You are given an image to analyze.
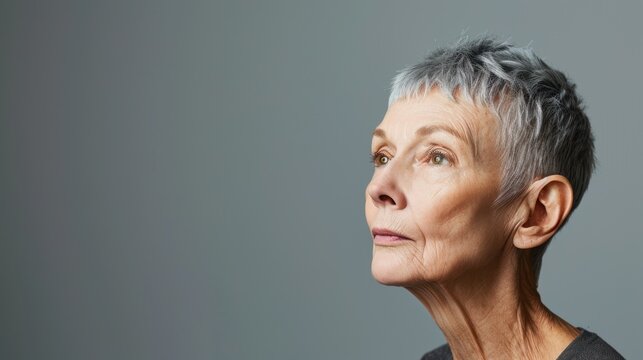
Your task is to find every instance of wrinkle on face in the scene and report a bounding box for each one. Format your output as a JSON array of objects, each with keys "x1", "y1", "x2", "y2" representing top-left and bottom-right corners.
[{"x1": 366, "y1": 87, "x2": 508, "y2": 286}]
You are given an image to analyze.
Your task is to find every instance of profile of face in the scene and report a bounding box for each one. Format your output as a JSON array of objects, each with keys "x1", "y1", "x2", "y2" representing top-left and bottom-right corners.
[{"x1": 364, "y1": 88, "x2": 515, "y2": 286}]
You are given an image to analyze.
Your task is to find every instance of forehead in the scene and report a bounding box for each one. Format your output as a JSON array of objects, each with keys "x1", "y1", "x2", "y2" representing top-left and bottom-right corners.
[{"x1": 375, "y1": 90, "x2": 498, "y2": 160}]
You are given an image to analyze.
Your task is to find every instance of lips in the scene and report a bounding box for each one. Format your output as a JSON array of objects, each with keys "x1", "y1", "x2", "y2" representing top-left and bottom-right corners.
[{"x1": 371, "y1": 227, "x2": 412, "y2": 245}]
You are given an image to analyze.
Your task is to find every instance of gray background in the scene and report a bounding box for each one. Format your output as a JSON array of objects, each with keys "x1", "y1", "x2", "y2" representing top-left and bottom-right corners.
[{"x1": 1, "y1": 0, "x2": 641, "y2": 359}]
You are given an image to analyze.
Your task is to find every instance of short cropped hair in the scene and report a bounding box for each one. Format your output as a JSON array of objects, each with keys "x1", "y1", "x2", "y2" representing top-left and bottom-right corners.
[{"x1": 388, "y1": 36, "x2": 596, "y2": 282}]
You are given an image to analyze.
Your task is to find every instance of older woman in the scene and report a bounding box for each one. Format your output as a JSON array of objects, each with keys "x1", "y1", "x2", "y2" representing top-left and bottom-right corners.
[{"x1": 364, "y1": 36, "x2": 624, "y2": 360}]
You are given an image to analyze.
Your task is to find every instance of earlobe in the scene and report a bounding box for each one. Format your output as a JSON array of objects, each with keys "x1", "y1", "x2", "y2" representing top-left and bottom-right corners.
[{"x1": 512, "y1": 175, "x2": 574, "y2": 250}]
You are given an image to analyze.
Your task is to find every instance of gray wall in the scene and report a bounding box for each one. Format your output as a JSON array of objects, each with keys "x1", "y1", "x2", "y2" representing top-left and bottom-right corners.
[{"x1": 1, "y1": 1, "x2": 641, "y2": 359}]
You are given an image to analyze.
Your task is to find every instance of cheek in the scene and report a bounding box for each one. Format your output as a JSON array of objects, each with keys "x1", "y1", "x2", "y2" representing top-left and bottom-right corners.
[
  {"x1": 411, "y1": 172, "x2": 504, "y2": 273},
  {"x1": 414, "y1": 173, "x2": 497, "y2": 231}
]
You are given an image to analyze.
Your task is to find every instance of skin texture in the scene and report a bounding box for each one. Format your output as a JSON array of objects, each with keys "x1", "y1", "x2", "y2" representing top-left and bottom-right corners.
[{"x1": 364, "y1": 88, "x2": 580, "y2": 360}]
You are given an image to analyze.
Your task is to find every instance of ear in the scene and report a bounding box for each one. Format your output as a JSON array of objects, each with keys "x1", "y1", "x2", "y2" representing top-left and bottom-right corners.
[{"x1": 513, "y1": 175, "x2": 574, "y2": 249}]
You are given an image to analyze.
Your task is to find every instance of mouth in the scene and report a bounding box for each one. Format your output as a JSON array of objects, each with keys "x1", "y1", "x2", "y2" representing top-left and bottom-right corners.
[{"x1": 371, "y1": 227, "x2": 412, "y2": 245}]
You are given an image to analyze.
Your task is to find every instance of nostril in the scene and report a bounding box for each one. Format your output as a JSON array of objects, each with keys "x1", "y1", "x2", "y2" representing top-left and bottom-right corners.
[{"x1": 379, "y1": 194, "x2": 395, "y2": 205}]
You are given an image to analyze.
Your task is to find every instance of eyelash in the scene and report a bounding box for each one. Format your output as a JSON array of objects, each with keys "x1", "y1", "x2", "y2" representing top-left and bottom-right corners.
[{"x1": 369, "y1": 148, "x2": 452, "y2": 167}]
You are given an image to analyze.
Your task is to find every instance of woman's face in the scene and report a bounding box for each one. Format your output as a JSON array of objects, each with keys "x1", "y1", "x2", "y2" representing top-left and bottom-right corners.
[{"x1": 364, "y1": 89, "x2": 512, "y2": 286}]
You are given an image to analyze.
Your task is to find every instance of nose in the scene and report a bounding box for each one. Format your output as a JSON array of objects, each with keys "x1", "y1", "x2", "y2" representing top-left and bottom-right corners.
[{"x1": 366, "y1": 171, "x2": 407, "y2": 209}]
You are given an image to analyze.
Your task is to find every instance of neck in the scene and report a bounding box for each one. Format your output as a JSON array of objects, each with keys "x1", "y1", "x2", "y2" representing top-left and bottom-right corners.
[{"x1": 406, "y1": 249, "x2": 580, "y2": 360}]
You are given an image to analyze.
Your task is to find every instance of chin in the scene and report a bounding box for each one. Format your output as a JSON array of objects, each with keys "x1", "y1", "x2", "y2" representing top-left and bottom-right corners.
[{"x1": 370, "y1": 249, "x2": 419, "y2": 286}]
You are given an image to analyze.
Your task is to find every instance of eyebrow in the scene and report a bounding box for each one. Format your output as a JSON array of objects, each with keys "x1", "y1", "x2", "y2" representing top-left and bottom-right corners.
[
  {"x1": 372, "y1": 124, "x2": 467, "y2": 143},
  {"x1": 371, "y1": 124, "x2": 478, "y2": 159}
]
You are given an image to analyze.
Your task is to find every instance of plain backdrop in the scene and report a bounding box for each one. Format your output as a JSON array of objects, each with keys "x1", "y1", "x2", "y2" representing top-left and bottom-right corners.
[{"x1": 1, "y1": 1, "x2": 641, "y2": 359}]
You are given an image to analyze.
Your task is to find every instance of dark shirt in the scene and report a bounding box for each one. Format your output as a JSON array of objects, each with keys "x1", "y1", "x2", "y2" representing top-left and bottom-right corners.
[{"x1": 420, "y1": 327, "x2": 624, "y2": 359}]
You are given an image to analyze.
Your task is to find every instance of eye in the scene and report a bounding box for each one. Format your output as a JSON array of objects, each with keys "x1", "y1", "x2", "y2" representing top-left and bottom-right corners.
[
  {"x1": 427, "y1": 150, "x2": 450, "y2": 166},
  {"x1": 369, "y1": 151, "x2": 391, "y2": 167}
]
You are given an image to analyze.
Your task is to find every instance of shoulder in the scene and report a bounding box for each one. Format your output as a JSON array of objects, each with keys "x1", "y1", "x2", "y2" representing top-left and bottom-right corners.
[
  {"x1": 418, "y1": 328, "x2": 624, "y2": 360},
  {"x1": 556, "y1": 327, "x2": 625, "y2": 360},
  {"x1": 419, "y1": 343, "x2": 451, "y2": 360}
]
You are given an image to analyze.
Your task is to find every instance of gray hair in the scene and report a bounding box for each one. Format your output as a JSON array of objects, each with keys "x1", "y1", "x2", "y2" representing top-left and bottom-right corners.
[{"x1": 388, "y1": 36, "x2": 595, "y2": 281}]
